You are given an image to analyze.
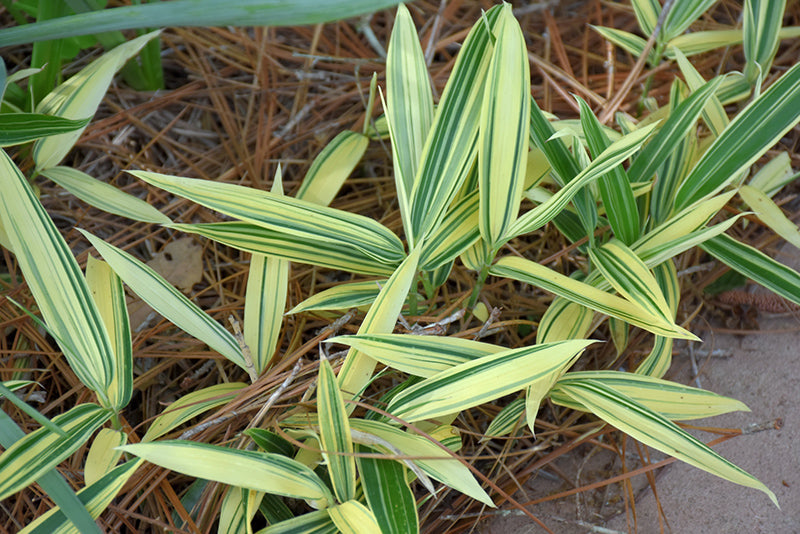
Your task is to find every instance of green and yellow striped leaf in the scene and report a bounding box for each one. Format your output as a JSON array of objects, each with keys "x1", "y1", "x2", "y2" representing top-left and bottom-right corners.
[
  {"x1": 85, "y1": 429, "x2": 126, "y2": 486},
  {"x1": 294, "y1": 131, "x2": 369, "y2": 207},
  {"x1": 143, "y1": 382, "x2": 247, "y2": 442},
  {"x1": 119, "y1": 440, "x2": 334, "y2": 505},
  {"x1": 0, "y1": 150, "x2": 114, "y2": 398},
  {"x1": 0, "y1": 114, "x2": 90, "y2": 147},
  {"x1": 748, "y1": 152, "x2": 795, "y2": 198},
  {"x1": 589, "y1": 241, "x2": 674, "y2": 327},
  {"x1": 41, "y1": 166, "x2": 169, "y2": 224},
  {"x1": 673, "y1": 50, "x2": 728, "y2": 136},
  {"x1": 85, "y1": 256, "x2": 132, "y2": 411},
  {"x1": 32, "y1": 31, "x2": 160, "y2": 170},
  {"x1": 131, "y1": 170, "x2": 405, "y2": 265},
  {"x1": 491, "y1": 257, "x2": 696, "y2": 340},
  {"x1": 701, "y1": 233, "x2": 800, "y2": 307},
  {"x1": 739, "y1": 184, "x2": 800, "y2": 250},
  {"x1": 635, "y1": 260, "x2": 680, "y2": 378},
  {"x1": 330, "y1": 333, "x2": 503, "y2": 378},
  {"x1": 743, "y1": 0, "x2": 785, "y2": 83},
  {"x1": 552, "y1": 378, "x2": 777, "y2": 505},
  {"x1": 661, "y1": 0, "x2": 717, "y2": 42},
  {"x1": 419, "y1": 191, "x2": 480, "y2": 271},
  {"x1": 219, "y1": 486, "x2": 263, "y2": 534},
  {"x1": 631, "y1": 0, "x2": 659, "y2": 35},
  {"x1": 484, "y1": 398, "x2": 526, "y2": 439},
  {"x1": 408, "y1": 5, "x2": 502, "y2": 243},
  {"x1": 169, "y1": 222, "x2": 397, "y2": 277},
  {"x1": 536, "y1": 297, "x2": 593, "y2": 344},
  {"x1": 479, "y1": 4, "x2": 530, "y2": 248},
  {"x1": 552, "y1": 371, "x2": 749, "y2": 421},
  {"x1": 81, "y1": 231, "x2": 246, "y2": 370},
  {"x1": 337, "y1": 248, "x2": 420, "y2": 402},
  {"x1": 328, "y1": 500, "x2": 381, "y2": 534},
  {"x1": 386, "y1": 339, "x2": 595, "y2": 422},
  {"x1": 356, "y1": 443, "x2": 419, "y2": 534},
  {"x1": 257, "y1": 509, "x2": 336, "y2": 534},
  {"x1": 590, "y1": 27, "x2": 658, "y2": 65},
  {"x1": 386, "y1": 3, "x2": 433, "y2": 239},
  {"x1": 0, "y1": 403, "x2": 111, "y2": 501},
  {"x1": 674, "y1": 62, "x2": 800, "y2": 211},
  {"x1": 288, "y1": 280, "x2": 384, "y2": 314},
  {"x1": 317, "y1": 358, "x2": 356, "y2": 503},
  {"x1": 20, "y1": 459, "x2": 142, "y2": 534},
  {"x1": 349, "y1": 418, "x2": 493, "y2": 506},
  {"x1": 507, "y1": 122, "x2": 659, "y2": 239},
  {"x1": 577, "y1": 96, "x2": 638, "y2": 245}
]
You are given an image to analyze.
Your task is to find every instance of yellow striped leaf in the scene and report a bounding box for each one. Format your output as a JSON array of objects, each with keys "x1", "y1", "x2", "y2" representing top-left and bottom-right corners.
[
  {"x1": 328, "y1": 501, "x2": 381, "y2": 534},
  {"x1": 295, "y1": 131, "x2": 369, "y2": 207},
  {"x1": 288, "y1": 280, "x2": 384, "y2": 314},
  {"x1": 739, "y1": 184, "x2": 800, "y2": 250},
  {"x1": 256, "y1": 509, "x2": 336, "y2": 534},
  {"x1": 85, "y1": 429, "x2": 126, "y2": 486},
  {"x1": 419, "y1": 191, "x2": 480, "y2": 271},
  {"x1": 317, "y1": 358, "x2": 356, "y2": 503},
  {"x1": 356, "y1": 443, "x2": 418, "y2": 534},
  {"x1": 386, "y1": 339, "x2": 595, "y2": 422},
  {"x1": 536, "y1": 297, "x2": 593, "y2": 344},
  {"x1": 635, "y1": 261, "x2": 680, "y2": 378},
  {"x1": 484, "y1": 398, "x2": 525, "y2": 439}
]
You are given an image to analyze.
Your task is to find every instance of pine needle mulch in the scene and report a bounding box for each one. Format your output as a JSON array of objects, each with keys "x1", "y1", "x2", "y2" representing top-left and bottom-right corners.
[{"x1": 2, "y1": 1, "x2": 799, "y2": 532}]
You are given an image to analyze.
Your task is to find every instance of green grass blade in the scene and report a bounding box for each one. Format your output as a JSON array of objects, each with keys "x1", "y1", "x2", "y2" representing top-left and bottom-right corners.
[
  {"x1": 0, "y1": 404, "x2": 111, "y2": 501},
  {"x1": 170, "y1": 222, "x2": 397, "y2": 276},
  {"x1": 330, "y1": 333, "x2": 503, "y2": 378},
  {"x1": 0, "y1": 0, "x2": 404, "y2": 46},
  {"x1": 552, "y1": 378, "x2": 777, "y2": 505},
  {"x1": 577, "y1": 96, "x2": 638, "y2": 244},
  {"x1": 132, "y1": 170, "x2": 405, "y2": 265},
  {"x1": 700, "y1": 233, "x2": 800, "y2": 306},
  {"x1": 85, "y1": 256, "x2": 133, "y2": 411},
  {"x1": 386, "y1": 4, "x2": 433, "y2": 242},
  {"x1": 0, "y1": 150, "x2": 114, "y2": 397},
  {"x1": 479, "y1": 5, "x2": 530, "y2": 248},
  {"x1": 294, "y1": 131, "x2": 369, "y2": 207},
  {"x1": 491, "y1": 256, "x2": 697, "y2": 340},
  {"x1": 80, "y1": 231, "x2": 246, "y2": 369},
  {"x1": 386, "y1": 340, "x2": 595, "y2": 422},
  {"x1": 356, "y1": 444, "x2": 418, "y2": 534},
  {"x1": 317, "y1": 358, "x2": 356, "y2": 503},
  {"x1": 120, "y1": 441, "x2": 334, "y2": 505},
  {"x1": 408, "y1": 5, "x2": 502, "y2": 241},
  {"x1": 41, "y1": 166, "x2": 170, "y2": 224},
  {"x1": 143, "y1": 382, "x2": 246, "y2": 442},
  {"x1": 674, "y1": 62, "x2": 800, "y2": 211},
  {"x1": 32, "y1": 31, "x2": 160, "y2": 170},
  {"x1": 0, "y1": 114, "x2": 90, "y2": 147}
]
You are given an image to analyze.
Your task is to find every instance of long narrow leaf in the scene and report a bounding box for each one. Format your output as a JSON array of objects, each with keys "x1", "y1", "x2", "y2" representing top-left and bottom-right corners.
[
  {"x1": 132, "y1": 171, "x2": 405, "y2": 265},
  {"x1": 80, "y1": 231, "x2": 246, "y2": 369},
  {"x1": 356, "y1": 444, "x2": 418, "y2": 534},
  {"x1": 0, "y1": 114, "x2": 90, "y2": 147},
  {"x1": 317, "y1": 358, "x2": 356, "y2": 503},
  {"x1": 0, "y1": 150, "x2": 113, "y2": 397},
  {"x1": 328, "y1": 501, "x2": 381, "y2": 534},
  {"x1": 288, "y1": 280, "x2": 384, "y2": 314},
  {"x1": 294, "y1": 131, "x2": 369, "y2": 207}
]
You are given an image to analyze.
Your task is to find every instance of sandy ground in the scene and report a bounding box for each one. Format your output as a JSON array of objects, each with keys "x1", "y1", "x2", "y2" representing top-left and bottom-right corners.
[{"x1": 483, "y1": 249, "x2": 800, "y2": 533}]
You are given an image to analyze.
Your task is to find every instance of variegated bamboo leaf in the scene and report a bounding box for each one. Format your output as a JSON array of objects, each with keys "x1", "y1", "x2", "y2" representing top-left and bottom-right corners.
[
  {"x1": 317, "y1": 358, "x2": 356, "y2": 503},
  {"x1": 674, "y1": 62, "x2": 800, "y2": 211},
  {"x1": 635, "y1": 261, "x2": 680, "y2": 378},
  {"x1": 479, "y1": 4, "x2": 530, "y2": 248},
  {"x1": 748, "y1": 152, "x2": 795, "y2": 197},
  {"x1": 484, "y1": 398, "x2": 525, "y2": 439},
  {"x1": 131, "y1": 170, "x2": 405, "y2": 265},
  {"x1": 552, "y1": 378, "x2": 777, "y2": 505},
  {"x1": 739, "y1": 184, "x2": 800, "y2": 249},
  {"x1": 419, "y1": 191, "x2": 480, "y2": 271},
  {"x1": 32, "y1": 31, "x2": 160, "y2": 170},
  {"x1": 491, "y1": 257, "x2": 696, "y2": 340},
  {"x1": 0, "y1": 150, "x2": 114, "y2": 398},
  {"x1": 536, "y1": 297, "x2": 593, "y2": 344},
  {"x1": 330, "y1": 333, "x2": 503, "y2": 378},
  {"x1": 294, "y1": 131, "x2": 369, "y2": 207},
  {"x1": 288, "y1": 280, "x2": 385, "y2": 314},
  {"x1": 219, "y1": 486, "x2": 263, "y2": 534},
  {"x1": 169, "y1": 222, "x2": 397, "y2": 276},
  {"x1": 0, "y1": 404, "x2": 111, "y2": 501},
  {"x1": 386, "y1": 339, "x2": 595, "y2": 422},
  {"x1": 661, "y1": 0, "x2": 717, "y2": 42},
  {"x1": 85, "y1": 256, "x2": 133, "y2": 411},
  {"x1": 119, "y1": 440, "x2": 334, "y2": 505},
  {"x1": 256, "y1": 509, "x2": 336, "y2": 534},
  {"x1": 41, "y1": 167, "x2": 170, "y2": 224},
  {"x1": 81, "y1": 231, "x2": 246, "y2": 370},
  {"x1": 408, "y1": 5, "x2": 502, "y2": 242},
  {"x1": 0, "y1": 114, "x2": 90, "y2": 147},
  {"x1": 338, "y1": 248, "x2": 420, "y2": 402},
  {"x1": 85, "y1": 429, "x2": 126, "y2": 486},
  {"x1": 590, "y1": 26, "x2": 658, "y2": 65},
  {"x1": 743, "y1": 0, "x2": 785, "y2": 82},
  {"x1": 349, "y1": 418, "x2": 493, "y2": 506},
  {"x1": 356, "y1": 443, "x2": 419, "y2": 534},
  {"x1": 143, "y1": 382, "x2": 247, "y2": 442},
  {"x1": 328, "y1": 500, "x2": 381, "y2": 534}
]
